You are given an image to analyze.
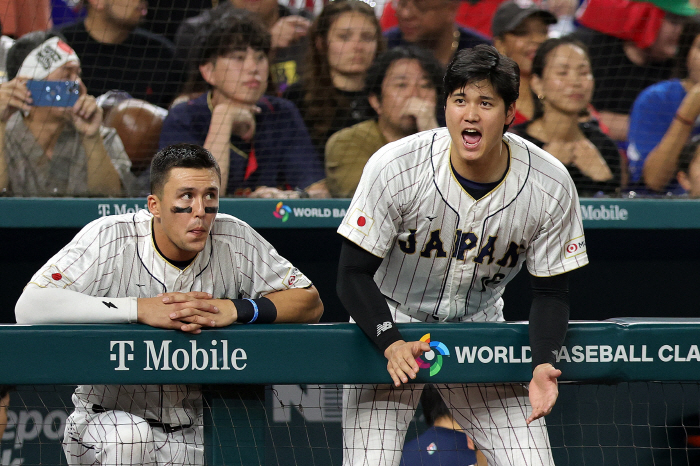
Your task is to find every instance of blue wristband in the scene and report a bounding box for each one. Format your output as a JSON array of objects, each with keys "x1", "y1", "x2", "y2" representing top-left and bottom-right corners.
[{"x1": 244, "y1": 298, "x2": 259, "y2": 323}]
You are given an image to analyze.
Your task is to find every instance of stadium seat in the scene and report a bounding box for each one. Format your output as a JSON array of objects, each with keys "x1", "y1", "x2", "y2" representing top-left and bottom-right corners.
[{"x1": 104, "y1": 98, "x2": 168, "y2": 174}]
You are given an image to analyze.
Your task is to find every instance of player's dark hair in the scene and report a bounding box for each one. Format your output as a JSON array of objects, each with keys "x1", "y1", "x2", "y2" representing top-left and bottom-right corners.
[
  {"x1": 420, "y1": 384, "x2": 451, "y2": 427},
  {"x1": 674, "y1": 21, "x2": 700, "y2": 79},
  {"x1": 6, "y1": 30, "x2": 68, "y2": 80},
  {"x1": 183, "y1": 8, "x2": 271, "y2": 95},
  {"x1": 300, "y1": 0, "x2": 385, "y2": 148},
  {"x1": 678, "y1": 134, "x2": 700, "y2": 175},
  {"x1": 444, "y1": 44, "x2": 519, "y2": 133},
  {"x1": 365, "y1": 45, "x2": 444, "y2": 113},
  {"x1": 530, "y1": 36, "x2": 590, "y2": 121},
  {"x1": 150, "y1": 143, "x2": 222, "y2": 196}
]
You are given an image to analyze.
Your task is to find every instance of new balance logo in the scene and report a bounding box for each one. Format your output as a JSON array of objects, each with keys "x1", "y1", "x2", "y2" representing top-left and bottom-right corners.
[
  {"x1": 377, "y1": 321, "x2": 393, "y2": 336},
  {"x1": 102, "y1": 301, "x2": 118, "y2": 309}
]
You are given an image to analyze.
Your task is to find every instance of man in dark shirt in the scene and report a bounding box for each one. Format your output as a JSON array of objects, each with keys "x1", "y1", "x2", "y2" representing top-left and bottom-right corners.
[
  {"x1": 56, "y1": 0, "x2": 184, "y2": 109},
  {"x1": 384, "y1": 0, "x2": 490, "y2": 67}
]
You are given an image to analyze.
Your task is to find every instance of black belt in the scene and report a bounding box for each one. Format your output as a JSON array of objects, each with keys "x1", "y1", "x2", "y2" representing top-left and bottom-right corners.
[{"x1": 90, "y1": 404, "x2": 193, "y2": 433}]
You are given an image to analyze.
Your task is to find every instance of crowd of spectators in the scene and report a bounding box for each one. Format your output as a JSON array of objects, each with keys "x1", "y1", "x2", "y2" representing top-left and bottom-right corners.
[{"x1": 0, "y1": 0, "x2": 700, "y2": 198}]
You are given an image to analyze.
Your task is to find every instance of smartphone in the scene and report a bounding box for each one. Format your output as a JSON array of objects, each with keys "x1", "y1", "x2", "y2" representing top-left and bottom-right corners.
[{"x1": 26, "y1": 80, "x2": 81, "y2": 107}]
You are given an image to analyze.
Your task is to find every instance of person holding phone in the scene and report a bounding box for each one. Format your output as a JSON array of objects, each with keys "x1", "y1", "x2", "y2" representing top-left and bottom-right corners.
[{"x1": 0, "y1": 31, "x2": 134, "y2": 197}]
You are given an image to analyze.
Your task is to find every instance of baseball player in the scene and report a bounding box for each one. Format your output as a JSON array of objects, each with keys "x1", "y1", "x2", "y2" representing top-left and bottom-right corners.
[
  {"x1": 15, "y1": 143, "x2": 323, "y2": 466},
  {"x1": 336, "y1": 44, "x2": 588, "y2": 466}
]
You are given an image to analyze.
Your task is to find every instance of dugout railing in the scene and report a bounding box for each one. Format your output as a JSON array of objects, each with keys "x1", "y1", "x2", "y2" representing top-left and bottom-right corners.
[{"x1": 2, "y1": 320, "x2": 700, "y2": 465}]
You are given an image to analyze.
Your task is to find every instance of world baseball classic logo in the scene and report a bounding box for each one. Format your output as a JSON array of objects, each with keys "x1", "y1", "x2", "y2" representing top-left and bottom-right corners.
[
  {"x1": 273, "y1": 202, "x2": 292, "y2": 222},
  {"x1": 415, "y1": 333, "x2": 450, "y2": 376}
]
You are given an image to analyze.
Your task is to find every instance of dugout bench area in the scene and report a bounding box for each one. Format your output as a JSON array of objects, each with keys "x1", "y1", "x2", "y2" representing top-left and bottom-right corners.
[{"x1": 1, "y1": 197, "x2": 700, "y2": 324}]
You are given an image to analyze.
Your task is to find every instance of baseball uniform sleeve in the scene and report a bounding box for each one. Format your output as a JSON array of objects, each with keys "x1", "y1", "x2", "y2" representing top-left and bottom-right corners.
[
  {"x1": 337, "y1": 145, "x2": 404, "y2": 257},
  {"x1": 227, "y1": 218, "x2": 313, "y2": 298},
  {"x1": 525, "y1": 176, "x2": 589, "y2": 277},
  {"x1": 16, "y1": 217, "x2": 136, "y2": 323}
]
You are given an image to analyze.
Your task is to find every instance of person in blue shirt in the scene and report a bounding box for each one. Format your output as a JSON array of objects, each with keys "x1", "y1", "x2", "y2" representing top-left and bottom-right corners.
[
  {"x1": 401, "y1": 385, "x2": 482, "y2": 466},
  {"x1": 628, "y1": 21, "x2": 700, "y2": 194},
  {"x1": 159, "y1": 9, "x2": 328, "y2": 198}
]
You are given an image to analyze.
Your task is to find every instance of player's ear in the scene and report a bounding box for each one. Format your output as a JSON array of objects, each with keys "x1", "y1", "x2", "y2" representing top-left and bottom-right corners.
[
  {"x1": 368, "y1": 94, "x2": 382, "y2": 116},
  {"x1": 147, "y1": 194, "x2": 161, "y2": 218},
  {"x1": 505, "y1": 101, "x2": 516, "y2": 125}
]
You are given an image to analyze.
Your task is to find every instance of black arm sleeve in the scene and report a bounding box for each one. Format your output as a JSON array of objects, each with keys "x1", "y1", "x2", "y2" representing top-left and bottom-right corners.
[
  {"x1": 336, "y1": 238, "x2": 404, "y2": 352},
  {"x1": 529, "y1": 273, "x2": 570, "y2": 370}
]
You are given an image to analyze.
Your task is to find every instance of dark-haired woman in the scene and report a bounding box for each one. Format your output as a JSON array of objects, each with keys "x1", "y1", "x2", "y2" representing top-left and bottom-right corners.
[
  {"x1": 511, "y1": 36, "x2": 621, "y2": 196},
  {"x1": 284, "y1": 0, "x2": 384, "y2": 156}
]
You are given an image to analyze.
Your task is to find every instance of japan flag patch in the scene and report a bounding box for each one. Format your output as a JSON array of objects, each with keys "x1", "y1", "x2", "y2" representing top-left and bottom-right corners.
[
  {"x1": 38, "y1": 264, "x2": 73, "y2": 288},
  {"x1": 564, "y1": 236, "x2": 587, "y2": 259},
  {"x1": 346, "y1": 208, "x2": 374, "y2": 236}
]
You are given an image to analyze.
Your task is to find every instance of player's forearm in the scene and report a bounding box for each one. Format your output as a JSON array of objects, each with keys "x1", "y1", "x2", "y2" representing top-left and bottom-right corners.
[
  {"x1": 82, "y1": 132, "x2": 122, "y2": 196},
  {"x1": 337, "y1": 239, "x2": 403, "y2": 352},
  {"x1": 263, "y1": 286, "x2": 323, "y2": 323},
  {"x1": 529, "y1": 274, "x2": 570, "y2": 370},
  {"x1": 16, "y1": 287, "x2": 137, "y2": 324}
]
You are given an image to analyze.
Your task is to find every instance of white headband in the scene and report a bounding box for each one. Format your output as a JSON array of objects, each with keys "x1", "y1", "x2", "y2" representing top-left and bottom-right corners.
[{"x1": 16, "y1": 37, "x2": 80, "y2": 80}]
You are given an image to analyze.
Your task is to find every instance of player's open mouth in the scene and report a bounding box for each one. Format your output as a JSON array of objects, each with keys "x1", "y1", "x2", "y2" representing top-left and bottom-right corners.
[{"x1": 462, "y1": 129, "x2": 482, "y2": 148}]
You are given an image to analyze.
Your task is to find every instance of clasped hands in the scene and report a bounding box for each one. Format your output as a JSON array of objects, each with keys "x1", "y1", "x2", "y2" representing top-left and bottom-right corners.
[{"x1": 137, "y1": 291, "x2": 238, "y2": 334}]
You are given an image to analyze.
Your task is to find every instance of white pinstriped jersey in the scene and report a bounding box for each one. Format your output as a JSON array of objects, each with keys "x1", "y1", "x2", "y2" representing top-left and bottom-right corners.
[
  {"x1": 338, "y1": 128, "x2": 588, "y2": 323},
  {"x1": 25, "y1": 209, "x2": 312, "y2": 426}
]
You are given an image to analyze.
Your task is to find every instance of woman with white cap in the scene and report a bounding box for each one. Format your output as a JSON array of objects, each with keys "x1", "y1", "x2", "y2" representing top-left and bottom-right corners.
[{"x1": 0, "y1": 31, "x2": 133, "y2": 196}]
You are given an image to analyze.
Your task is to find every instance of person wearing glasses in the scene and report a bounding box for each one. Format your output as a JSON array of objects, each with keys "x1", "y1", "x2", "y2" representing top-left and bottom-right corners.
[{"x1": 384, "y1": 0, "x2": 490, "y2": 67}]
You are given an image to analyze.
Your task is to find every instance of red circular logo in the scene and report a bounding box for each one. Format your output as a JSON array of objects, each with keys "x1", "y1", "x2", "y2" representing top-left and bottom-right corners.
[
  {"x1": 566, "y1": 244, "x2": 578, "y2": 253},
  {"x1": 357, "y1": 216, "x2": 366, "y2": 227},
  {"x1": 57, "y1": 40, "x2": 74, "y2": 54},
  {"x1": 51, "y1": 273, "x2": 62, "y2": 281}
]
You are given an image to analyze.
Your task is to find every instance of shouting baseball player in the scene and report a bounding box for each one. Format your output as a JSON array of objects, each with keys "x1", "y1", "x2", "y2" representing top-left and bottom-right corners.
[
  {"x1": 15, "y1": 143, "x2": 323, "y2": 466},
  {"x1": 336, "y1": 44, "x2": 588, "y2": 466}
]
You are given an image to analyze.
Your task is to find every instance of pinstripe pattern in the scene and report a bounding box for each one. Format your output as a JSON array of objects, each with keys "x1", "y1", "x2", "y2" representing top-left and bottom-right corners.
[
  {"x1": 26, "y1": 209, "x2": 312, "y2": 427},
  {"x1": 340, "y1": 128, "x2": 587, "y2": 465},
  {"x1": 338, "y1": 128, "x2": 588, "y2": 323}
]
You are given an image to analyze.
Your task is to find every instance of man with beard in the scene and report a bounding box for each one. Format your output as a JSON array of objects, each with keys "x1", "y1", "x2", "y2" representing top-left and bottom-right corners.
[{"x1": 56, "y1": 0, "x2": 184, "y2": 108}]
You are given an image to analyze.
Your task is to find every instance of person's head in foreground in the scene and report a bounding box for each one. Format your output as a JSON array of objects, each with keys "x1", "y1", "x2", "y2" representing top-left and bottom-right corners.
[
  {"x1": 148, "y1": 143, "x2": 222, "y2": 261},
  {"x1": 443, "y1": 44, "x2": 519, "y2": 180},
  {"x1": 677, "y1": 135, "x2": 700, "y2": 197},
  {"x1": 365, "y1": 45, "x2": 443, "y2": 141}
]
